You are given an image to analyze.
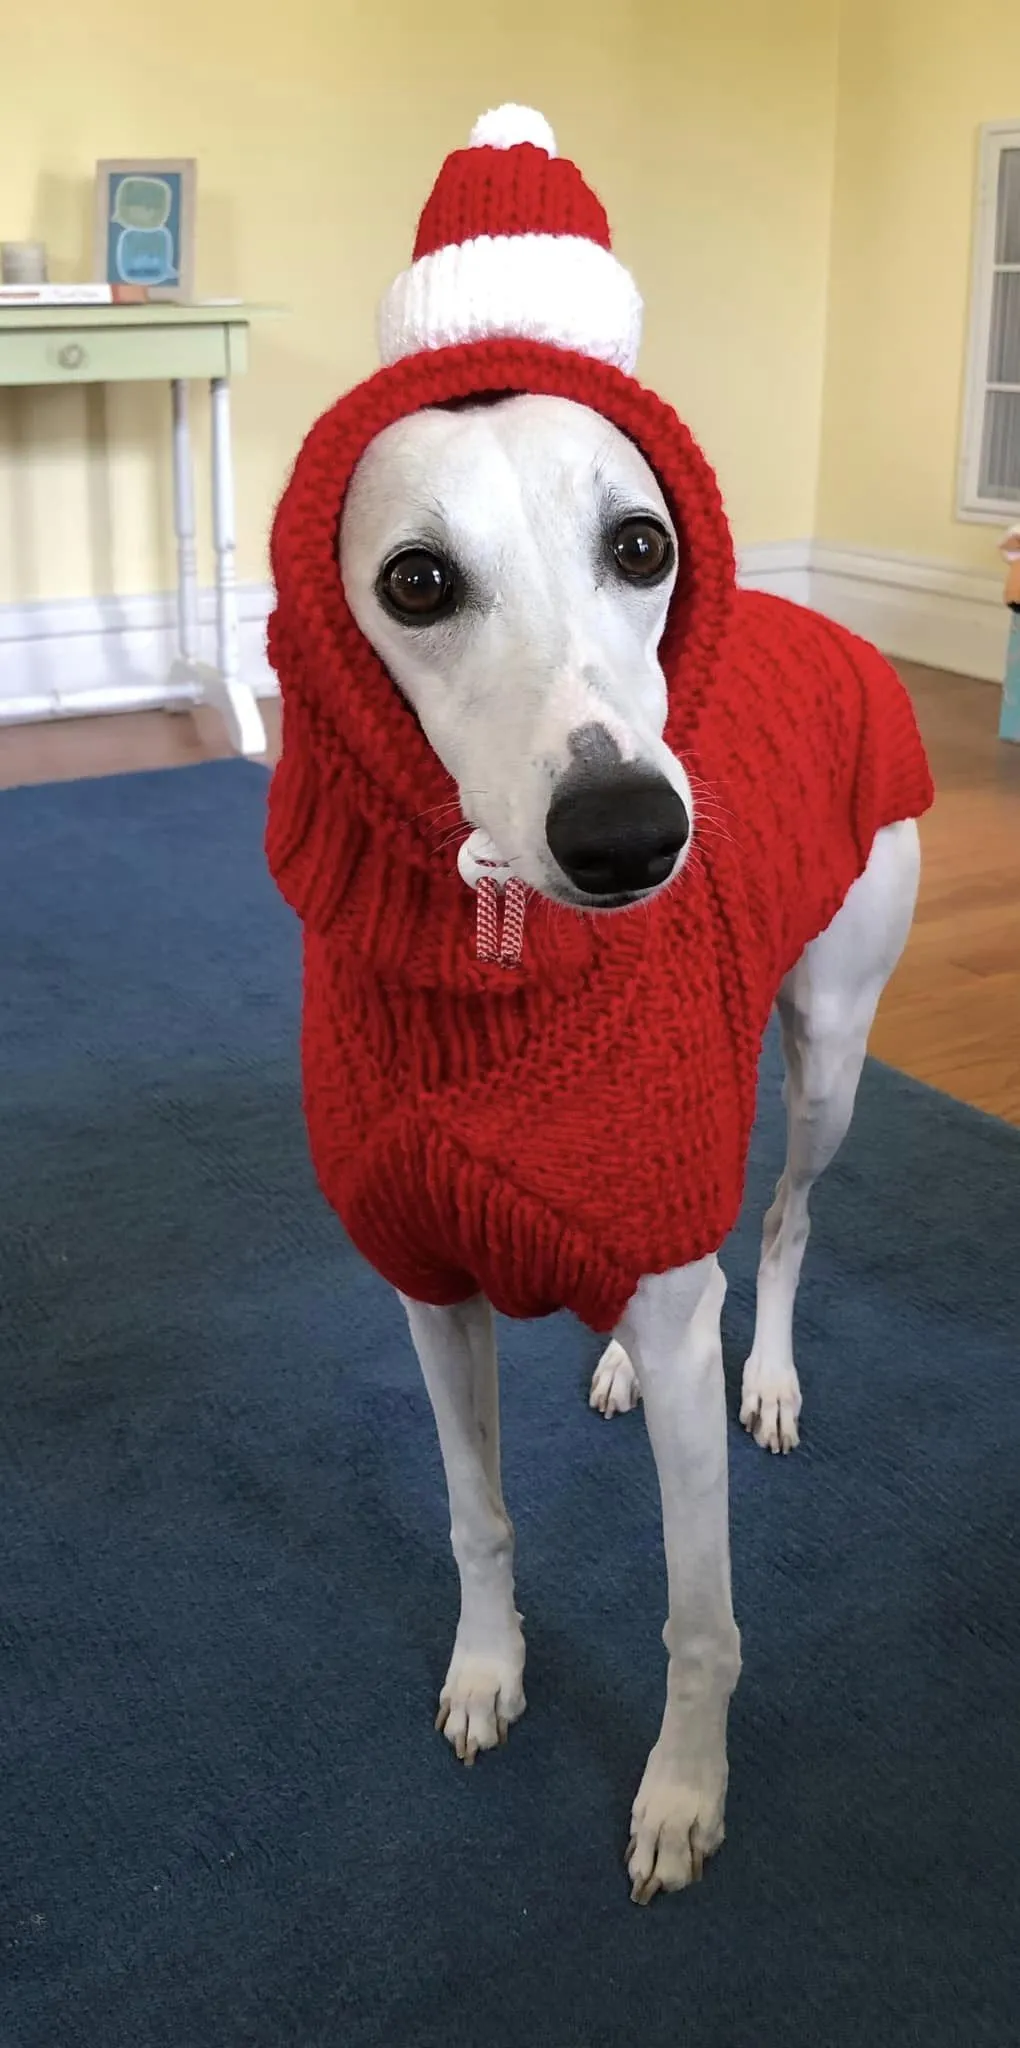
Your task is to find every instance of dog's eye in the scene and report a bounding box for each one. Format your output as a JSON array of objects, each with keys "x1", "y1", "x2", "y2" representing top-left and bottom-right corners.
[
  {"x1": 378, "y1": 548, "x2": 457, "y2": 622},
  {"x1": 610, "y1": 517, "x2": 674, "y2": 585}
]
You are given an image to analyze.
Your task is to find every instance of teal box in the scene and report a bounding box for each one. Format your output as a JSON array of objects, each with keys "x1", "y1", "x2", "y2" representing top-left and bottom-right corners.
[{"x1": 1002, "y1": 611, "x2": 1020, "y2": 743}]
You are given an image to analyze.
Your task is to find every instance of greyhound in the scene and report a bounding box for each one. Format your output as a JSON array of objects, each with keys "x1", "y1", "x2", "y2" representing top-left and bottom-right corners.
[{"x1": 333, "y1": 390, "x2": 922, "y2": 1903}]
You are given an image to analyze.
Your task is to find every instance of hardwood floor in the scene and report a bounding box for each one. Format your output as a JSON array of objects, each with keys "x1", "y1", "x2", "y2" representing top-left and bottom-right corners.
[
  {"x1": 2, "y1": 664, "x2": 1018, "y2": 1123},
  {"x1": 867, "y1": 664, "x2": 1020, "y2": 1124},
  {"x1": 0, "y1": 699, "x2": 274, "y2": 786}
]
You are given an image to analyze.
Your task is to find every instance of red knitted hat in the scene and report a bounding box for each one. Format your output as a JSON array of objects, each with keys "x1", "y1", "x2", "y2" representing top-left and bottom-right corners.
[
  {"x1": 378, "y1": 105, "x2": 643, "y2": 374},
  {"x1": 268, "y1": 107, "x2": 736, "y2": 953}
]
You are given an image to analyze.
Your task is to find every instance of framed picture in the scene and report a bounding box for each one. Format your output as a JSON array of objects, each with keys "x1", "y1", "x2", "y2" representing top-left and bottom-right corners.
[{"x1": 94, "y1": 158, "x2": 196, "y2": 302}]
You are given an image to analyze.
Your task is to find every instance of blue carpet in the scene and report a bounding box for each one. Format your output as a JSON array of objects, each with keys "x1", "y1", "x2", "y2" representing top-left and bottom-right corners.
[{"x1": 1, "y1": 759, "x2": 1018, "y2": 2048}]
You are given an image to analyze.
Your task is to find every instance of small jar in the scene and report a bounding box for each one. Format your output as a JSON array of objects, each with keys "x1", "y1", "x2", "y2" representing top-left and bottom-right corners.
[{"x1": 1, "y1": 242, "x2": 49, "y2": 284}]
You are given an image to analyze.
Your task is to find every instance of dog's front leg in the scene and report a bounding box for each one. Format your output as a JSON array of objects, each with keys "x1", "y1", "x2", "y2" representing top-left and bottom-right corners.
[
  {"x1": 616, "y1": 1256, "x2": 741, "y2": 1902},
  {"x1": 401, "y1": 1294, "x2": 525, "y2": 1764}
]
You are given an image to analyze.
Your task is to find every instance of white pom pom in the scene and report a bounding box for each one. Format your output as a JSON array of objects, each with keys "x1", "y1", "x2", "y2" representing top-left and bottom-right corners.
[{"x1": 469, "y1": 105, "x2": 557, "y2": 156}]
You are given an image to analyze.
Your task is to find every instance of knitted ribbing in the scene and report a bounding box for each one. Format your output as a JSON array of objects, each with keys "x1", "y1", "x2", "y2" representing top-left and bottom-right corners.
[{"x1": 413, "y1": 144, "x2": 612, "y2": 259}]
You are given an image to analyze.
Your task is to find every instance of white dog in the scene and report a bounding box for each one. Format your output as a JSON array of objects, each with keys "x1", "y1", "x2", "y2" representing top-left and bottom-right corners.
[{"x1": 334, "y1": 393, "x2": 923, "y2": 1902}]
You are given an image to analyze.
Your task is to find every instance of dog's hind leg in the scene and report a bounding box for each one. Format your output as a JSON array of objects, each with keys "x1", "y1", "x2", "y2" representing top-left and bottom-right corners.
[
  {"x1": 740, "y1": 818, "x2": 921, "y2": 1452},
  {"x1": 401, "y1": 1293, "x2": 526, "y2": 1762}
]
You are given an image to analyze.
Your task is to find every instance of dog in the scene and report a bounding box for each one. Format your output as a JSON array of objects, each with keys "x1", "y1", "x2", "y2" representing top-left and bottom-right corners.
[
  {"x1": 266, "y1": 107, "x2": 933, "y2": 1903},
  {"x1": 333, "y1": 390, "x2": 923, "y2": 1899}
]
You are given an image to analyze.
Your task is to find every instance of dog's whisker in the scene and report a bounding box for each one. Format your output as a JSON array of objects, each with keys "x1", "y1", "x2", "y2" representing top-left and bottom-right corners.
[
  {"x1": 688, "y1": 821, "x2": 734, "y2": 854},
  {"x1": 414, "y1": 789, "x2": 492, "y2": 827},
  {"x1": 685, "y1": 801, "x2": 736, "y2": 845},
  {"x1": 418, "y1": 804, "x2": 464, "y2": 827},
  {"x1": 685, "y1": 779, "x2": 737, "y2": 840},
  {"x1": 434, "y1": 824, "x2": 474, "y2": 855},
  {"x1": 686, "y1": 798, "x2": 734, "y2": 828}
]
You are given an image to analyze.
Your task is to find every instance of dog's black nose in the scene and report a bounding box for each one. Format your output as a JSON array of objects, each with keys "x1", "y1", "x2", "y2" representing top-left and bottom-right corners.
[{"x1": 545, "y1": 766, "x2": 690, "y2": 898}]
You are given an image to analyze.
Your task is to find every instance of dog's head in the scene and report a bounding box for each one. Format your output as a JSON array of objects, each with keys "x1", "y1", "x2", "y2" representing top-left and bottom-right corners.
[
  {"x1": 339, "y1": 393, "x2": 692, "y2": 910},
  {"x1": 269, "y1": 111, "x2": 737, "y2": 938}
]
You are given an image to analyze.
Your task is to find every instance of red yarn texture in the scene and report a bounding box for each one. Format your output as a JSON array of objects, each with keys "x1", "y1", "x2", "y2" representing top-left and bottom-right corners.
[
  {"x1": 267, "y1": 339, "x2": 934, "y2": 1333},
  {"x1": 412, "y1": 144, "x2": 612, "y2": 260}
]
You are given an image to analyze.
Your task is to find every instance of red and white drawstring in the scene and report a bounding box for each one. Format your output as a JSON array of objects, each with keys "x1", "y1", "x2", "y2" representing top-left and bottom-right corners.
[{"x1": 457, "y1": 830, "x2": 529, "y2": 968}]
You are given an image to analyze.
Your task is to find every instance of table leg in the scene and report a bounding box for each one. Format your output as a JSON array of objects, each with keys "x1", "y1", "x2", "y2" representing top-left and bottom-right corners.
[
  {"x1": 165, "y1": 376, "x2": 265, "y2": 756},
  {"x1": 208, "y1": 376, "x2": 265, "y2": 756},
  {"x1": 171, "y1": 379, "x2": 200, "y2": 666}
]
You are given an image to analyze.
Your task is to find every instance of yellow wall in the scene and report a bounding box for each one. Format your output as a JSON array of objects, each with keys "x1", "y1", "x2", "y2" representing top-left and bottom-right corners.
[
  {"x1": 0, "y1": 0, "x2": 838, "y2": 606},
  {"x1": 817, "y1": 0, "x2": 1018, "y2": 569}
]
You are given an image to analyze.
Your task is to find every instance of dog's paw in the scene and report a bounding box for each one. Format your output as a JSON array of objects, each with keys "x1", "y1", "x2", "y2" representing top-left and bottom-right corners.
[
  {"x1": 436, "y1": 1642, "x2": 526, "y2": 1766},
  {"x1": 626, "y1": 1745, "x2": 727, "y2": 1904},
  {"x1": 740, "y1": 1348, "x2": 801, "y2": 1453},
  {"x1": 589, "y1": 1340, "x2": 641, "y2": 1417}
]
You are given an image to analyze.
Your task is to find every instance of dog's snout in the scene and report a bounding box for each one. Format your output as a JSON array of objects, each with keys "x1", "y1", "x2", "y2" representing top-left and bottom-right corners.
[{"x1": 545, "y1": 766, "x2": 690, "y2": 898}]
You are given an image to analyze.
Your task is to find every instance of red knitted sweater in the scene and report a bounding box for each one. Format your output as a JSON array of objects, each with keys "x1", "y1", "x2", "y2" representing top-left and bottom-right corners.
[{"x1": 266, "y1": 340, "x2": 934, "y2": 1333}]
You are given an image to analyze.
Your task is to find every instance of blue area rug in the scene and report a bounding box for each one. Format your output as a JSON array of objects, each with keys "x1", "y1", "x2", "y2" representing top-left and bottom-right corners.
[{"x1": 2, "y1": 760, "x2": 1018, "y2": 2048}]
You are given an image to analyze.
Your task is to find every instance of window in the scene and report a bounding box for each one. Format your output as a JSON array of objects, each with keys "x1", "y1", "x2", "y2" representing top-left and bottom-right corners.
[{"x1": 960, "y1": 123, "x2": 1020, "y2": 520}]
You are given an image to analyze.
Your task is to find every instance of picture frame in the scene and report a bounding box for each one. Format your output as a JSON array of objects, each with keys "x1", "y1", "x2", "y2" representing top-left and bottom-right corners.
[{"x1": 93, "y1": 158, "x2": 196, "y2": 302}]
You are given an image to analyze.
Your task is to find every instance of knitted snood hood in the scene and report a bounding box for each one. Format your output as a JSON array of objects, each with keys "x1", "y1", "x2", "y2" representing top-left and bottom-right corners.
[{"x1": 267, "y1": 336, "x2": 738, "y2": 990}]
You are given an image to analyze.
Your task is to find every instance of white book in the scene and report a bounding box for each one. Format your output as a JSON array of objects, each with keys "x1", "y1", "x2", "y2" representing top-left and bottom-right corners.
[{"x1": 0, "y1": 284, "x2": 114, "y2": 305}]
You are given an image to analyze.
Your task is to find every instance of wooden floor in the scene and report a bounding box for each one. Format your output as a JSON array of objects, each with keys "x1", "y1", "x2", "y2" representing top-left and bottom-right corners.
[
  {"x1": 3, "y1": 663, "x2": 1018, "y2": 1124},
  {"x1": 865, "y1": 664, "x2": 1020, "y2": 1124}
]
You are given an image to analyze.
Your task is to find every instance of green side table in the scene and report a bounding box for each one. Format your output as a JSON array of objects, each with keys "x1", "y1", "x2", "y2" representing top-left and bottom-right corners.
[{"x1": 0, "y1": 302, "x2": 277, "y2": 755}]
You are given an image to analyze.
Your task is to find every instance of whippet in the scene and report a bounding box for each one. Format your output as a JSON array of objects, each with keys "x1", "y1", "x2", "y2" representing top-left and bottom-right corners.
[{"x1": 331, "y1": 391, "x2": 923, "y2": 1902}]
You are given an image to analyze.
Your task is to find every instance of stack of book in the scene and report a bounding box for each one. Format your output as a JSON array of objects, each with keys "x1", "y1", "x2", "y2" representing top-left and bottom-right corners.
[{"x1": 0, "y1": 283, "x2": 149, "y2": 306}]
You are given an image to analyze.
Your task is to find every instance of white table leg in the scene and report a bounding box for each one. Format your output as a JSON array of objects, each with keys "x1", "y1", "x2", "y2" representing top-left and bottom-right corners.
[
  {"x1": 165, "y1": 376, "x2": 265, "y2": 755},
  {"x1": 207, "y1": 375, "x2": 265, "y2": 757},
  {"x1": 171, "y1": 379, "x2": 200, "y2": 666}
]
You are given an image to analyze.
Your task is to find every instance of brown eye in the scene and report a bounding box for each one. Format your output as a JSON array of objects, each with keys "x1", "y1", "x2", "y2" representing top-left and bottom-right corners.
[
  {"x1": 378, "y1": 548, "x2": 457, "y2": 622},
  {"x1": 611, "y1": 516, "x2": 674, "y2": 585}
]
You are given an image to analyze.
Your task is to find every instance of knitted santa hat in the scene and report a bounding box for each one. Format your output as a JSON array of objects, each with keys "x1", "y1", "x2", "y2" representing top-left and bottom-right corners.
[
  {"x1": 377, "y1": 105, "x2": 643, "y2": 374},
  {"x1": 267, "y1": 108, "x2": 736, "y2": 980}
]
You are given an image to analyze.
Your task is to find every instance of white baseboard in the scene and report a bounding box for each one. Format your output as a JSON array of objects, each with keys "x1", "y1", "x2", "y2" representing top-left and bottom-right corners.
[
  {"x1": 0, "y1": 543, "x2": 1006, "y2": 728},
  {"x1": 807, "y1": 544, "x2": 1008, "y2": 684},
  {"x1": 0, "y1": 584, "x2": 275, "y2": 725},
  {"x1": 736, "y1": 539, "x2": 813, "y2": 607},
  {"x1": 738, "y1": 540, "x2": 1006, "y2": 682}
]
